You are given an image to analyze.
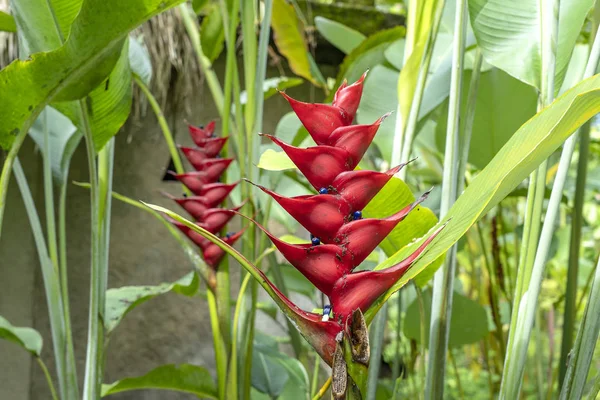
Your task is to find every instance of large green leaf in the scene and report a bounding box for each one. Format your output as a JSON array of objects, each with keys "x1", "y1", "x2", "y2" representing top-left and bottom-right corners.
[
  {"x1": 0, "y1": 11, "x2": 16, "y2": 32},
  {"x1": 0, "y1": 315, "x2": 43, "y2": 356},
  {"x1": 435, "y1": 68, "x2": 538, "y2": 170},
  {"x1": 403, "y1": 289, "x2": 489, "y2": 348},
  {"x1": 314, "y1": 16, "x2": 366, "y2": 54},
  {"x1": 468, "y1": 0, "x2": 594, "y2": 91},
  {"x1": 365, "y1": 74, "x2": 600, "y2": 321},
  {"x1": 101, "y1": 364, "x2": 218, "y2": 398},
  {"x1": 28, "y1": 106, "x2": 82, "y2": 183},
  {"x1": 256, "y1": 149, "x2": 297, "y2": 171},
  {"x1": 271, "y1": 0, "x2": 322, "y2": 86},
  {"x1": 0, "y1": 0, "x2": 185, "y2": 150},
  {"x1": 104, "y1": 270, "x2": 199, "y2": 334}
]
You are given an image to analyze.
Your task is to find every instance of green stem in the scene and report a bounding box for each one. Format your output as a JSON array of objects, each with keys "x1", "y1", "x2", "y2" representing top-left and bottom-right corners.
[
  {"x1": 178, "y1": 3, "x2": 224, "y2": 116},
  {"x1": 559, "y1": 121, "x2": 591, "y2": 384},
  {"x1": 312, "y1": 377, "x2": 331, "y2": 400},
  {"x1": 37, "y1": 357, "x2": 59, "y2": 400},
  {"x1": 391, "y1": 291, "x2": 403, "y2": 380},
  {"x1": 14, "y1": 158, "x2": 67, "y2": 400},
  {"x1": 42, "y1": 110, "x2": 59, "y2": 272},
  {"x1": 209, "y1": 288, "x2": 229, "y2": 399},
  {"x1": 310, "y1": 352, "x2": 321, "y2": 398},
  {"x1": 394, "y1": 0, "x2": 446, "y2": 177},
  {"x1": 80, "y1": 100, "x2": 103, "y2": 400},
  {"x1": 366, "y1": 301, "x2": 388, "y2": 400},
  {"x1": 58, "y1": 177, "x2": 78, "y2": 399},
  {"x1": 425, "y1": 0, "x2": 467, "y2": 397},
  {"x1": 133, "y1": 74, "x2": 187, "y2": 180},
  {"x1": 241, "y1": 0, "x2": 257, "y2": 138},
  {"x1": 228, "y1": 271, "x2": 252, "y2": 399}
]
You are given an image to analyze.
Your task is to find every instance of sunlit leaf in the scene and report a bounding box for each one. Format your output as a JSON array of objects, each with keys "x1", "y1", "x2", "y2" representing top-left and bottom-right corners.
[
  {"x1": 257, "y1": 149, "x2": 297, "y2": 171},
  {"x1": 366, "y1": 73, "x2": 600, "y2": 322},
  {"x1": 0, "y1": 0, "x2": 185, "y2": 150}
]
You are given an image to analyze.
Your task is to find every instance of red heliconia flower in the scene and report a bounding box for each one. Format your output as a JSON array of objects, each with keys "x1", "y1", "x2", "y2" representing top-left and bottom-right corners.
[
  {"x1": 188, "y1": 120, "x2": 216, "y2": 144},
  {"x1": 237, "y1": 72, "x2": 444, "y2": 366},
  {"x1": 163, "y1": 121, "x2": 244, "y2": 272}
]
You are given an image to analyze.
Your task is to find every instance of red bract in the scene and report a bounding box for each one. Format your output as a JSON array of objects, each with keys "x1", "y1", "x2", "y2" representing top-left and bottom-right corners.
[
  {"x1": 163, "y1": 122, "x2": 243, "y2": 271},
  {"x1": 243, "y1": 73, "x2": 443, "y2": 365}
]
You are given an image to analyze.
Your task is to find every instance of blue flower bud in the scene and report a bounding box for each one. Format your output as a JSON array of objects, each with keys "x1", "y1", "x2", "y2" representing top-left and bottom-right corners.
[
  {"x1": 353, "y1": 210, "x2": 362, "y2": 220},
  {"x1": 319, "y1": 187, "x2": 328, "y2": 194},
  {"x1": 311, "y1": 236, "x2": 321, "y2": 246}
]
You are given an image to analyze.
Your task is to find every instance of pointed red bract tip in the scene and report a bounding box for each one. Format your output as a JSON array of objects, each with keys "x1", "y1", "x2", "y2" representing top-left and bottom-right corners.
[
  {"x1": 263, "y1": 134, "x2": 352, "y2": 191},
  {"x1": 326, "y1": 116, "x2": 385, "y2": 167},
  {"x1": 191, "y1": 136, "x2": 229, "y2": 156},
  {"x1": 329, "y1": 223, "x2": 445, "y2": 320},
  {"x1": 197, "y1": 203, "x2": 244, "y2": 233},
  {"x1": 249, "y1": 182, "x2": 351, "y2": 242},
  {"x1": 233, "y1": 211, "x2": 352, "y2": 295},
  {"x1": 280, "y1": 91, "x2": 350, "y2": 144},
  {"x1": 332, "y1": 71, "x2": 367, "y2": 120},
  {"x1": 179, "y1": 146, "x2": 210, "y2": 168},
  {"x1": 191, "y1": 157, "x2": 234, "y2": 175},
  {"x1": 201, "y1": 229, "x2": 245, "y2": 268},
  {"x1": 330, "y1": 163, "x2": 410, "y2": 211}
]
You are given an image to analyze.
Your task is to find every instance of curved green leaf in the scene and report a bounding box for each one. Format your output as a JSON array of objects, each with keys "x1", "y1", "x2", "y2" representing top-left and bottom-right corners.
[
  {"x1": 257, "y1": 149, "x2": 297, "y2": 171},
  {"x1": 104, "y1": 272, "x2": 199, "y2": 334},
  {"x1": 0, "y1": 315, "x2": 43, "y2": 356},
  {"x1": 314, "y1": 16, "x2": 365, "y2": 54},
  {"x1": 365, "y1": 73, "x2": 600, "y2": 322},
  {"x1": 0, "y1": 11, "x2": 16, "y2": 32},
  {"x1": 468, "y1": 0, "x2": 594, "y2": 90},
  {"x1": 241, "y1": 77, "x2": 304, "y2": 104},
  {"x1": 101, "y1": 364, "x2": 218, "y2": 398},
  {"x1": 0, "y1": 0, "x2": 185, "y2": 150}
]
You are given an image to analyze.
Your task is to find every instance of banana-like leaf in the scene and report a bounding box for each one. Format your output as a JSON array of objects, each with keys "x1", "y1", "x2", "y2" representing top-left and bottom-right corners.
[
  {"x1": 104, "y1": 272, "x2": 199, "y2": 333},
  {"x1": 0, "y1": 0, "x2": 185, "y2": 150},
  {"x1": 101, "y1": 364, "x2": 218, "y2": 398},
  {"x1": 468, "y1": 0, "x2": 594, "y2": 91},
  {"x1": 0, "y1": 315, "x2": 43, "y2": 356},
  {"x1": 365, "y1": 73, "x2": 600, "y2": 322},
  {"x1": 200, "y1": 3, "x2": 225, "y2": 63}
]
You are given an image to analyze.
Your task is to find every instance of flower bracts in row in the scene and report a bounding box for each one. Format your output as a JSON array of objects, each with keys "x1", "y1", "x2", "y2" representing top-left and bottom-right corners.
[
  {"x1": 163, "y1": 121, "x2": 244, "y2": 271},
  {"x1": 244, "y1": 72, "x2": 444, "y2": 365}
]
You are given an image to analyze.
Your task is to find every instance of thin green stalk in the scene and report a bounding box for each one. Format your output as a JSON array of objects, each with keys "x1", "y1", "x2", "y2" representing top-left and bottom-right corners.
[
  {"x1": 310, "y1": 352, "x2": 321, "y2": 398},
  {"x1": 501, "y1": 25, "x2": 600, "y2": 399},
  {"x1": 312, "y1": 377, "x2": 332, "y2": 400},
  {"x1": 559, "y1": 255, "x2": 600, "y2": 400},
  {"x1": 80, "y1": 100, "x2": 102, "y2": 400},
  {"x1": 241, "y1": 0, "x2": 257, "y2": 138},
  {"x1": 58, "y1": 176, "x2": 78, "y2": 399},
  {"x1": 457, "y1": 49, "x2": 483, "y2": 195},
  {"x1": 449, "y1": 351, "x2": 464, "y2": 400},
  {"x1": 37, "y1": 357, "x2": 59, "y2": 400},
  {"x1": 415, "y1": 282, "x2": 426, "y2": 396},
  {"x1": 559, "y1": 121, "x2": 591, "y2": 383},
  {"x1": 425, "y1": 0, "x2": 467, "y2": 398},
  {"x1": 209, "y1": 289, "x2": 229, "y2": 399},
  {"x1": 228, "y1": 271, "x2": 252, "y2": 399},
  {"x1": 14, "y1": 157, "x2": 67, "y2": 399},
  {"x1": 133, "y1": 74, "x2": 187, "y2": 176},
  {"x1": 178, "y1": 3, "x2": 224, "y2": 116},
  {"x1": 42, "y1": 110, "x2": 59, "y2": 271},
  {"x1": 254, "y1": 0, "x2": 273, "y2": 135},
  {"x1": 395, "y1": 0, "x2": 446, "y2": 177},
  {"x1": 367, "y1": 302, "x2": 388, "y2": 400},
  {"x1": 392, "y1": 291, "x2": 403, "y2": 380}
]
